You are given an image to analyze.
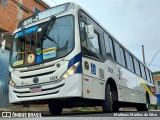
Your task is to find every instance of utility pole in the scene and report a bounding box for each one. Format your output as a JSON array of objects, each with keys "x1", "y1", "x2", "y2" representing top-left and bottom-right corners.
[{"x1": 142, "y1": 45, "x2": 146, "y2": 65}]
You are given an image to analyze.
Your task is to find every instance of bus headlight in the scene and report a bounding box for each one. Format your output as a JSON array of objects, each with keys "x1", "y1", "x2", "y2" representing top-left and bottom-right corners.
[
  {"x1": 9, "y1": 79, "x2": 15, "y2": 87},
  {"x1": 61, "y1": 62, "x2": 80, "y2": 79}
]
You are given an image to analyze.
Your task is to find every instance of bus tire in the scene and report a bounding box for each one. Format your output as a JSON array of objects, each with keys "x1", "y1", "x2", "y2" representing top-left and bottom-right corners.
[
  {"x1": 48, "y1": 101, "x2": 63, "y2": 115},
  {"x1": 102, "y1": 84, "x2": 119, "y2": 112},
  {"x1": 136, "y1": 95, "x2": 149, "y2": 111}
]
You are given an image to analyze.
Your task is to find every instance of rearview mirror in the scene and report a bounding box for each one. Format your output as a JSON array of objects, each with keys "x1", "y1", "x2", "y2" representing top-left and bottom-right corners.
[
  {"x1": 1, "y1": 32, "x2": 11, "y2": 53},
  {"x1": 85, "y1": 25, "x2": 94, "y2": 39},
  {"x1": 1, "y1": 39, "x2": 6, "y2": 53},
  {"x1": 1, "y1": 33, "x2": 6, "y2": 53}
]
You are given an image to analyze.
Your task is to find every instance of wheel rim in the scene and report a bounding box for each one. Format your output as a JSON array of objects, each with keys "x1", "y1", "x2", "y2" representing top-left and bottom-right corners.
[
  {"x1": 110, "y1": 91, "x2": 113, "y2": 105},
  {"x1": 146, "y1": 98, "x2": 149, "y2": 109}
]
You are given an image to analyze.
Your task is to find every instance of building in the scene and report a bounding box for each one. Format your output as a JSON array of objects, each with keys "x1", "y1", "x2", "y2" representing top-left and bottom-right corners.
[
  {"x1": 153, "y1": 71, "x2": 160, "y2": 107},
  {"x1": 0, "y1": 0, "x2": 49, "y2": 107},
  {"x1": 0, "y1": 0, "x2": 50, "y2": 33}
]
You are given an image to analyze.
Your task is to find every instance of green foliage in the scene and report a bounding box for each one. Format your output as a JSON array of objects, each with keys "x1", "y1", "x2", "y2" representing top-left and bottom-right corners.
[{"x1": 149, "y1": 104, "x2": 159, "y2": 110}]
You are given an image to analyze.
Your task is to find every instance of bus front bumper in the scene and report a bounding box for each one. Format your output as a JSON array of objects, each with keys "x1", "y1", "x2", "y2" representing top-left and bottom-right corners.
[{"x1": 9, "y1": 74, "x2": 82, "y2": 103}]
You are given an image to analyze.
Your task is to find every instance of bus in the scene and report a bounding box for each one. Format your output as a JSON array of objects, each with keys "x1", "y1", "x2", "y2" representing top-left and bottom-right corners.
[{"x1": 5, "y1": 2, "x2": 157, "y2": 114}]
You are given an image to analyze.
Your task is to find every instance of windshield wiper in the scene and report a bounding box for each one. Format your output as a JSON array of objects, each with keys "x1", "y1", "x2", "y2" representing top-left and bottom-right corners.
[
  {"x1": 21, "y1": 27, "x2": 32, "y2": 43},
  {"x1": 45, "y1": 35, "x2": 60, "y2": 49},
  {"x1": 40, "y1": 16, "x2": 60, "y2": 49}
]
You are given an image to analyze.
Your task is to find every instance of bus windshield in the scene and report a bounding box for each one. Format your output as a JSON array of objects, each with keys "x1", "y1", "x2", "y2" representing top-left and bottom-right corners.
[{"x1": 10, "y1": 15, "x2": 74, "y2": 68}]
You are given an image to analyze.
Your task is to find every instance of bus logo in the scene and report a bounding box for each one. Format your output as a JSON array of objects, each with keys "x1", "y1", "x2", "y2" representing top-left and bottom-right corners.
[
  {"x1": 84, "y1": 61, "x2": 89, "y2": 70},
  {"x1": 27, "y1": 54, "x2": 35, "y2": 64},
  {"x1": 33, "y1": 77, "x2": 39, "y2": 83}
]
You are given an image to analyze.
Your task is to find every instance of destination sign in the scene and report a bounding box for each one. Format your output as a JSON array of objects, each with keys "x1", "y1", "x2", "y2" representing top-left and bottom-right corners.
[{"x1": 18, "y1": 3, "x2": 70, "y2": 28}]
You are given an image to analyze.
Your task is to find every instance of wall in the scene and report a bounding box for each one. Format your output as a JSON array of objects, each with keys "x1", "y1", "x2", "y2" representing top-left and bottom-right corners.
[
  {"x1": 0, "y1": 0, "x2": 49, "y2": 107},
  {"x1": 0, "y1": 0, "x2": 49, "y2": 33},
  {"x1": 0, "y1": 49, "x2": 10, "y2": 107},
  {"x1": 153, "y1": 72, "x2": 160, "y2": 106}
]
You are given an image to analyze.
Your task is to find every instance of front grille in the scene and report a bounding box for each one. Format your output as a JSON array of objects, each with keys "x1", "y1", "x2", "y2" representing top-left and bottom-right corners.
[
  {"x1": 17, "y1": 91, "x2": 59, "y2": 98},
  {"x1": 20, "y1": 70, "x2": 55, "y2": 79},
  {"x1": 20, "y1": 64, "x2": 56, "y2": 72},
  {"x1": 14, "y1": 83, "x2": 65, "y2": 98},
  {"x1": 14, "y1": 83, "x2": 65, "y2": 94}
]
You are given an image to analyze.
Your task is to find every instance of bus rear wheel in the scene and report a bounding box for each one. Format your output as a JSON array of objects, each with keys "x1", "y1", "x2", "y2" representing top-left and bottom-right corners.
[
  {"x1": 136, "y1": 95, "x2": 149, "y2": 111},
  {"x1": 102, "y1": 84, "x2": 119, "y2": 112},
  {"x1": 48, "y1": 101, "x2": 63, "y2": 115}
]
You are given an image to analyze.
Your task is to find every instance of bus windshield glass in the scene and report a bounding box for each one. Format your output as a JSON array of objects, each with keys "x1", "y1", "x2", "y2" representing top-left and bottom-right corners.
[{"x1": 10, "y1": 15, "x2": 74, "y2": 68}]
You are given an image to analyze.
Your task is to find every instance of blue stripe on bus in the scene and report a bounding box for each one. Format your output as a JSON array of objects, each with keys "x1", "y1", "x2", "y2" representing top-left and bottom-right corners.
[
  {"x1": 68, "y1": 53, "x2": 82, "y2": 74},
  {"x1": 9, "y1": 71, "x2": 11, "y2": 79},
  {"x1": 15, "y1": 26, "x2": 38, "y2": 38}
]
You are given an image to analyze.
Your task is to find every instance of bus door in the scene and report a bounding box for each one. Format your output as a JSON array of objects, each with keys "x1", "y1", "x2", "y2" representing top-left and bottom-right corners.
[{"x1": 79, "y1": 10, "x2": 106, "y2": 99}]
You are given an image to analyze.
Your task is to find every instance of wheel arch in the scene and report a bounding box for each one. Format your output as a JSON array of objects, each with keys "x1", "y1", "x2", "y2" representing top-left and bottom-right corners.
[
  {"x1": 106, "y1": 77, "x2": 119, "y2": 101},
  {"x1": 146, "y1": 92, "x2": 150, "y2": 104}
]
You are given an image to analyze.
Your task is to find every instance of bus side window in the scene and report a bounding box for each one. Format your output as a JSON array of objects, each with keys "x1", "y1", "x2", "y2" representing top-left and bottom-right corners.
[
  {"x1": 87, "y1": 31, "x2": 101, "y2": 55},
  {"x1": 80, "y1": 22, "x2": 101, "y2": 59},
  {"x1": 104, "y1": 33, "x2": 114, "y2": 59},
  {"x1": 133, "y1": 58, "x2": 141, "y2": 76},
  {"x1": 149, "y1": 72, "x2": 154, "y2": 84},
  {"x1": 114, "y1": 42, "x2": 122, "y2": 65},
  {"x1": 80, "y1": 21, "x2": 87, "y2": 45},
  {"x1": 140, "y1": 64, "x2": 146, "y2": 80},
  {"x1": 125, "y1": 51, "x2": 134, "y2": 72},
  {"x1": 145, "y1": 68, "x2": 150, "y2": 82},
  {"x1": 120, "y1": 47, "x2": 126, "y2": 67},
  {"x1": 129, "y1": 55, "x2": 135, "y2": 72}
]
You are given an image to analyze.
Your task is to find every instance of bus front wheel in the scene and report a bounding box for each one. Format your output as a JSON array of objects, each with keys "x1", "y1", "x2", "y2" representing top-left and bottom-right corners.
[
  {"x1": 48, "y1": 101, "x2": 63, "y2": 115},
  {"x1": 102, "y1": 84, "x2": 119, "y2": 112}
]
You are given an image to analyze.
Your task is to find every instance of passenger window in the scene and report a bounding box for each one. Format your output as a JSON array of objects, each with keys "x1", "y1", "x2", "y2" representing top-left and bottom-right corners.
[
  {"x1": 125, "y1": 51, "x2": 131, "y2": 70},
  {"x1": 80, "y1": 21, "x2": 87, "y2": 43},
  {"x1": 108, "y1": 38, "x2": 114, "y2": 59},
  {"x1": 149, "y1": 72, "x2": 154, "y2": 83},
  {"x1": 125, "y1": 51, "x2": 134, "y2": 72},
  {"x1": 114, "y1": 42, "x2": 122, "y2": 65},
  {"x1": 87, "y1": 32, "x2": 101, "y2": 55},
  {"x1": 129, "y1": 55, "x2": 134, "y2": 72},
  {"x1": 120, "y1": 47, "x2": 126, "y2": 67},
  {"x1": 140, "y1": 64, "x2": 146, "y2": 79},
  {"x1": 145, "y1": 68, "x2": 150, "y2": 82},
  {"x1": 133, "y1": 58, "x2": 141, "y2": 76},
  {"x1": 104, "y1": 33, "x2": 114, "y2": 59},
  {"x1": 80, "y1": 21, "x2": 101, "y2": 59}
]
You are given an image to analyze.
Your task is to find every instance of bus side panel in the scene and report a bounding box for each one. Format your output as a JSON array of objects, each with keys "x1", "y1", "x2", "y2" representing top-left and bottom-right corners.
[
  {"x1": 106, "y1": 60, "x2": 146, "y2": 104},
  {"x1": 82, "y1": 58, "x2": 105, "y2": 100}
]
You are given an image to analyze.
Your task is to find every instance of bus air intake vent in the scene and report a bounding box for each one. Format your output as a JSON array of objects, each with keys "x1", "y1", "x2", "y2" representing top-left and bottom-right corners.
[{"x1": 99, "y1": 68, "x2": 104, "y2": 79}]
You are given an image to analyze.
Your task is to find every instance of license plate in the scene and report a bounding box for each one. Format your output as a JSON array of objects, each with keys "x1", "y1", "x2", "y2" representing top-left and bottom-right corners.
[{"x1": 30, "y1": 86, "x2": 41, "y2": 93}]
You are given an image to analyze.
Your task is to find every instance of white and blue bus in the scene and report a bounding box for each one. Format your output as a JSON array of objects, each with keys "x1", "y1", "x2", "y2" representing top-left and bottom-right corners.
[{"x1": 6, "y1": 2, "x2": 157, "y2": 114}]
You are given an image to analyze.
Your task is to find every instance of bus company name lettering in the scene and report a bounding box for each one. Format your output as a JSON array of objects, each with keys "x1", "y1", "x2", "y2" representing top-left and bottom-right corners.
[
  {"x1": 108, "y1": 67, "x2": 113, "y2": 73},
  {"x1": 50, "y1": 76, "x2": 58, "y2": 81}
]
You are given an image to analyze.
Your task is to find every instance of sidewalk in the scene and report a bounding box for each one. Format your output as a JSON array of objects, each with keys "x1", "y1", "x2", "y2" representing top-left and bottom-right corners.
[
  {"x1": 0, "y1": 104, "x2": 49, "y2": 112},
  {"x1": 0, "y1": 104, "x2": 137, "y2": 112}
]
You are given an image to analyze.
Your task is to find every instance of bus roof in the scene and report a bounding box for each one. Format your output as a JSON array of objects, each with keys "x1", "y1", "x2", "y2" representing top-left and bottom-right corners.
[
  {"x1": 18, "y1": 2, "x2": 71, "y2": 28},
  {"x1": 16, "y1": 2, "x2": 151, "y2": 71}
]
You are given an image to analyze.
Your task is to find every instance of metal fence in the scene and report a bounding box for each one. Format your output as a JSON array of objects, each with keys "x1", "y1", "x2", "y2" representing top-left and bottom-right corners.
[{"x1": 0, "y1": 49, "x2": 10, "y2": 107}]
